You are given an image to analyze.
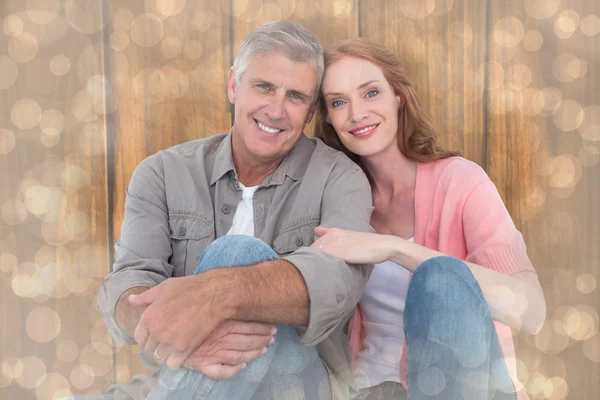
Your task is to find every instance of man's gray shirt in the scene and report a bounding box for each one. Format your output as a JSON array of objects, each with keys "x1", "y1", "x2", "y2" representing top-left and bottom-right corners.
[{"x1": 97, "y1": 132, "x2": 374, "y2": 399}]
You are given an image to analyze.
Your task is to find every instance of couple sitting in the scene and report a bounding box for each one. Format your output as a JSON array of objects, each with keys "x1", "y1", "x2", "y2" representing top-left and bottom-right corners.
[{"x1": 92, "y1": 21, "x2": 545, "y2": 400}]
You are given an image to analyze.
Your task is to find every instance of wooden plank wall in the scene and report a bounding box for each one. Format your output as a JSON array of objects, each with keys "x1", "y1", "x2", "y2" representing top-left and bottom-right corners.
[{"x1": 1, "y1": 0, "x2": 598, "y2": 398}]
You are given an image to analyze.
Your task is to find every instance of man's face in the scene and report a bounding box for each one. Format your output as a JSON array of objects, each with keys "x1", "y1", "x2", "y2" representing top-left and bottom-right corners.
[{"x1": 228, "y1": 52, "x2": 318, "y2": 166}]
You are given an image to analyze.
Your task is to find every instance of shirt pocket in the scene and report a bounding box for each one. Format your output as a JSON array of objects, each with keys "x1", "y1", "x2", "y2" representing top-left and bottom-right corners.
[
  {"x1": 168, "y1": 216, "x2": 214, "y2": 276},
  {"x1": 272, "y1": 218, "x2": 319, "y2": 256}
]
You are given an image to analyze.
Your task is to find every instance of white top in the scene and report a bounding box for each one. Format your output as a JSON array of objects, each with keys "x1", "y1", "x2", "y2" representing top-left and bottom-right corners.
[
  {"x1": 354, "y1": 237, "x2": 414, "y2": 389},
  {"x1": 226, "y1": 183, "x2": 259, "y2": 236}
]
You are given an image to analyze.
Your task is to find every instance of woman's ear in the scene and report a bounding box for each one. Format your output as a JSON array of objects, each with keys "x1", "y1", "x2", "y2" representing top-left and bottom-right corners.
[
  {"x1": 396, "y1": 95, "x2": 402, "y2": 108},
  {"x1": 325, "y1": 114, "x2": 332, "y2": 124}
]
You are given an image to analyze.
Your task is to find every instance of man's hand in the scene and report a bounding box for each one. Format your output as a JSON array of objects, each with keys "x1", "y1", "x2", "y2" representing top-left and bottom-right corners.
[
  {"x1": 129, "y1": 271, "x2": 236, "y2": 370},
  {"x1": 183, "y1": 320, "x2": 276, "y2": 379}
]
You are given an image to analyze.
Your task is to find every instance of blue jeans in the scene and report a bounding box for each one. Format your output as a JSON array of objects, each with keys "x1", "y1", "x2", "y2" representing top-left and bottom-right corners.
[
  {"x1": 146, "y1": 235, "x2": 332, "y2": 400},
  {"x1": 403, "y1": 256, "x2": 516, "y2": 400}
]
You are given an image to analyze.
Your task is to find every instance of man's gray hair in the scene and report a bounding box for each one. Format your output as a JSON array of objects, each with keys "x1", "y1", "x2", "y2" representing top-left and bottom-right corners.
[{"x1": 233, "y1": 20, "x2": 324, "y2": 90}]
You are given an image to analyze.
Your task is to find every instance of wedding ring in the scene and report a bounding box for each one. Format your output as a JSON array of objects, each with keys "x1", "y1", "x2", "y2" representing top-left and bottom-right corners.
[
  {"x1": 319, "y1": 244, "x2": 323, "y2": 249},
  {"x1": 154, "y1": 350, "x2": 164, "y2": 360}
]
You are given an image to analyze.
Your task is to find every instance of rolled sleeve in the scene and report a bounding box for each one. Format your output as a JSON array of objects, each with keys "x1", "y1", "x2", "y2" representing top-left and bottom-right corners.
[
  {"x1": 461, "y1": 168, "x2": 536, "y2": 276},
  {"x1": 284, "y1": 157, "x2": 374, "y2": 346},
  {"x1": 97, "y1": 154, "x2": 175, "y2": 344}
]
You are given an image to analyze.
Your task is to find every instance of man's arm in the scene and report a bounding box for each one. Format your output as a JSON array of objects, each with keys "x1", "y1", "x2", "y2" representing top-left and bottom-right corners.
[
  {"x1": 213, "y1": 155, "x2": 374, "y2": 346},
  {"x1": 97, "y1": 154, "x2": 174, "y2": 345},
  {"x1": 115, "y1": 286, "x2": 151, "y2": 340}
]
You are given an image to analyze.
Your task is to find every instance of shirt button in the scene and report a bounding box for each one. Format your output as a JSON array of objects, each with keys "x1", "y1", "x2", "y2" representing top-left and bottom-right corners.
[
  {"x1": 179, "y1": 226, "x2": 186, "y2": 236},
  {"x1": 295, "y1": 236, "x2": 303, "y2": 246},
  {"x1": 222, "y1": 205, "x2": 230, "y2": 214}
]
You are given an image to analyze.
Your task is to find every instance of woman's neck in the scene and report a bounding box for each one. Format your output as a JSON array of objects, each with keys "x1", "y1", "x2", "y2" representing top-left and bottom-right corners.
[{"x1": 362, "y1": 145, "x2": 417, "y2": 198}]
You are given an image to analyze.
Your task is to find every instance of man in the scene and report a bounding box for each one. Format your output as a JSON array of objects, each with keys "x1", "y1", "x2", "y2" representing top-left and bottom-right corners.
[{"x1": 97, "y1": 21, "x2": 373, "y2": 400}]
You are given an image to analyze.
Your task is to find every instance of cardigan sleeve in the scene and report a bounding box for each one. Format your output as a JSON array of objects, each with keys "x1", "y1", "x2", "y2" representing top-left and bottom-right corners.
[{"x1": 462, "y1": 177, "x2": 536, "y2": 276}]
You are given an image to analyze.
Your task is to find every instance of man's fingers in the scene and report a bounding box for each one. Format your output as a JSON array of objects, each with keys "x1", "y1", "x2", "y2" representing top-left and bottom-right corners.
[
  {"x1": 228, "y1": 321, "x2": 277, "y2": 336},
  {"x1": 133, "y1": 323, "x2": 149, "y2": 349},
  {"x1": 220, "y1": 333, "x2": 274, "y2": 351},
  {"x1": 185, "y1": 347, "x2": 267, "y2": 371},
  {"x1": 165, "y1": 352, "x2": 188, "y2": 371},
  {"x1": 129, "y1": 284, "x2": 161, "y2": 307},
  {"x1": 198, "y1": 363, "x2": 246, "y2": 379}
]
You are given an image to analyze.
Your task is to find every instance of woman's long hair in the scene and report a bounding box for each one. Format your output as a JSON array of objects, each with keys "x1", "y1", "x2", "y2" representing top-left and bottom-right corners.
[{"x1": 314, "y1": 38, "x2": 460, "y2": 167}]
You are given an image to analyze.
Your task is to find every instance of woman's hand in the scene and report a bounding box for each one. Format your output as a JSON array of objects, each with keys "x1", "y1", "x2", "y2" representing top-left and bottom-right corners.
[{"x1": 311, "y1": 227, "x2": 393, "y2": 264}]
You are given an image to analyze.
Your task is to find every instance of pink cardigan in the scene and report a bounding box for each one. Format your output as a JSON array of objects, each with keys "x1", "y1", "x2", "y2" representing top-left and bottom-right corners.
[{"x1": 347, "y1": 157, "x2": 535, "y2": 400}]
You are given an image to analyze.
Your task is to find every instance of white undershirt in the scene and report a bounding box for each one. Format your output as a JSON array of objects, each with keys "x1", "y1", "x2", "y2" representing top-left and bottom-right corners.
[
  {"x1": 226, "y1": 183, "x2": 258, "y2": 236},
  {"x1": 354, "y1": 237, "x2": 414, "y2": 389}
]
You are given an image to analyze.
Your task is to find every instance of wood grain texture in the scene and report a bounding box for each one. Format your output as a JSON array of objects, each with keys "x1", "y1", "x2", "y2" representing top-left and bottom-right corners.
[
  {"x1": 485, "y1": 1, "x2": 600, "y2": 398},
  {"x1": 0, "y1": 0, "x2": 112, "y2": 397}
]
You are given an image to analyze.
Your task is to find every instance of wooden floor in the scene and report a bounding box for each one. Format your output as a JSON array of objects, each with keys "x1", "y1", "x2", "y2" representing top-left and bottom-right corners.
[{"x1": 1, "y1": 0, "x2": 598, "y2": 398}]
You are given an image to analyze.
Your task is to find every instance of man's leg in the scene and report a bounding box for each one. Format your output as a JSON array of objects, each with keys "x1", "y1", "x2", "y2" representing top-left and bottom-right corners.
[
  {"x1": 404, "y1": 256, "x2": 516, "y2": 400},
  {"x1": 147, "y1": 235, "x2": 331, "y2": 400}
]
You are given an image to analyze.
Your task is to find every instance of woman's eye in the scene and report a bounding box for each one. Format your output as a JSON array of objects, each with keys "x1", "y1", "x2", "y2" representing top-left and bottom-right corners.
[
  {"x1": 332, "y1": 100, "x2": 345, "y2": 107},
  {"x1": 366, "y1": 90, "x2": 378, "y2": 98}
]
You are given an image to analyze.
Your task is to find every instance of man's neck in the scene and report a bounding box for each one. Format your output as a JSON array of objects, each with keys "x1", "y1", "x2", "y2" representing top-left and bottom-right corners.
[{"x1": 235, "y1": 160, "x2": 280, "y2": 187}]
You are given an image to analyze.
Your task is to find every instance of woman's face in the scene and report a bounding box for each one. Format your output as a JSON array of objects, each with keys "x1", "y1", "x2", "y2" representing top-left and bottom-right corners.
[{"x1": 321, "y1": 57, "x2": 401, "y2": 159}]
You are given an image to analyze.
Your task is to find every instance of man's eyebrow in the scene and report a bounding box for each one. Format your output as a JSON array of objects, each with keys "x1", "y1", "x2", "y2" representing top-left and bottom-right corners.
[
  {"x1": 324, "y1": 80, "x2": 381, "y2": 97},
  {"x1": 249, "y1": 79, "x2": 275, "y2": 87}
]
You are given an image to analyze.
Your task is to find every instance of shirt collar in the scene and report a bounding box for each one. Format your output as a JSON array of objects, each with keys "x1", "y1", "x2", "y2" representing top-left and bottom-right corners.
[{"x1": 210, "y1": 130, "x2": 313, "y2": 187}]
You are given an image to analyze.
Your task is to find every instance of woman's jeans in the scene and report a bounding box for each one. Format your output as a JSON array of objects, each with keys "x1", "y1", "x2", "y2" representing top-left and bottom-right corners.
[
  {"x1": 400, "y1": 256, "x2": 516, "y2": 400},
  {"x1": 145, "y1": 234, "x2": 332, "y2": 400}
]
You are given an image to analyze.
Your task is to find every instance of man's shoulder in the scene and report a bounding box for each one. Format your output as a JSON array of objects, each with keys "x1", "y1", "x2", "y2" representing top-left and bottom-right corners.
[
  {"x1": 163, "y1": 133, "x2": 228, "y2": 158},
  {"x1": 309, "y1": 138, "x2": 363, "y2": 173}
]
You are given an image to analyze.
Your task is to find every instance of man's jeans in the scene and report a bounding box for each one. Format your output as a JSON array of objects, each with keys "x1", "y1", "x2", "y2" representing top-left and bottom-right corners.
[{"x1": 145, "y1": 234, "x2": 332, "y2": 400}]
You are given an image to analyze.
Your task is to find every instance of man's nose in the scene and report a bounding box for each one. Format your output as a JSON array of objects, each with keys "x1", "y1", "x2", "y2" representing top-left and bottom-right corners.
[{"x1": 265, "y1": 93, "x2": 285, "y2": 121}]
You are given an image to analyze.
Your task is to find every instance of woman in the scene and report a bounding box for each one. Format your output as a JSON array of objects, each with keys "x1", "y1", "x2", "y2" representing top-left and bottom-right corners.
[{"x1": 312, "y1": 38, "x2": 546, "y2": 400}]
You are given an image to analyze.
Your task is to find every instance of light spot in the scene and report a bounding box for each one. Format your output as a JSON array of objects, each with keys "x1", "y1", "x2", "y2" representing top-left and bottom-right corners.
[
  {"x1": 417, "y1": 367, "x2": 446, "y2": 396},
  {"x1": 26, "y1": 0, "x2": 61, "y2": 24},
  {"x1": 525, "y1": 0, "x2": 559, "y2": 19},
  {"x1": 0, "y1": 56, "x2": 18, "y2": 90},
  {"x1": 522, "y1": 30, "x2": 544, "y2": 51},
  {"x1": 112, "y1": 8, "x2": 134, "y2": 31},
  {"x1": 49, "y1": 55, "x2": 70, "y2": 76},
  {"x1": 130, "y1": 13, "x2": 165, "y2": 48},
  {"x1": 580, "y1": 14, "x2": 600, "y2": 36},
  {"x1": 494, "y1": 16, "x2": 524, "y2": 48},
  {"x1": 3, "y1": 15, "x2": 24, "y2": 36},
  {"x1": 14, "y1": 356, "x2": 47, "y2": 389},
  {"x1": 110, "y1": 30, "x2": 130, "y2": 52},
  {"x1": 553, "y1": 99, "x2": 584, "y2": 132},
  {"x1": 27, "y1": 307, "x2": 61, "y2": 342},
  {"x1": 34, "y1": 372, "x2": 71, "y2": 400},
  {"x1": 0, "y1": 129, "x2": 16, "y2": 154},
  {"x1": 1, "y1": 199, "x2": 27, "y2": 226}
]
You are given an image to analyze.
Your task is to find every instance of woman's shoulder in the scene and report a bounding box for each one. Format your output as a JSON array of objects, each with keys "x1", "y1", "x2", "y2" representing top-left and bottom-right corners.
[{"x1": 418, "y1": 156, "x2": 491, "y2": 195}]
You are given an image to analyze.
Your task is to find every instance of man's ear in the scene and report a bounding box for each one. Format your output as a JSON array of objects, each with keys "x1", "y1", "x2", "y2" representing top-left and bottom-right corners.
[{"x1": 227, "y1": 67, "x2": 237, "y2": 104}]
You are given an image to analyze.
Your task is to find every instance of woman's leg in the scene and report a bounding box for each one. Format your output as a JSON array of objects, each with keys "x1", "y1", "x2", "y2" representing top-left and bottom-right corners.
[
  {"x1": 404, "y1": 256, "x2": 516, "y2": 400},
  {"x1": 146, "y1": 235, "x2": 331, "y2": 400}
]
